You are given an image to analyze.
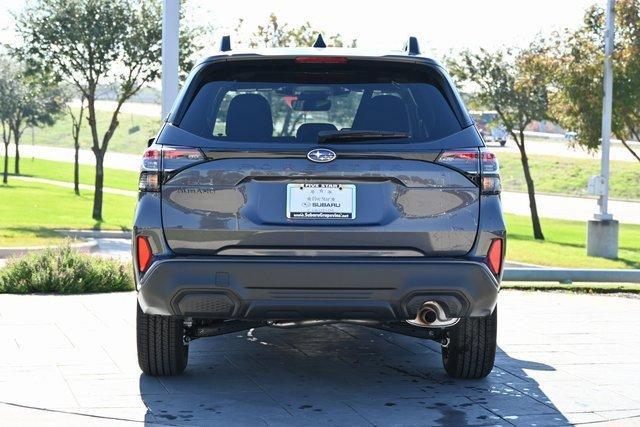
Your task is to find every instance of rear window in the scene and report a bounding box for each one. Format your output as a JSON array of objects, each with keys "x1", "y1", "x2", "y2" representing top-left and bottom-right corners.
[{"x1": 178, "y1": 59, "x2": 464, "y2": 144}]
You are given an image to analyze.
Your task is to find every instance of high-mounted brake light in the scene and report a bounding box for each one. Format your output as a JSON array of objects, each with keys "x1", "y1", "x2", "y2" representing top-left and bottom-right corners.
[
  {"x1": 136, "y1": 235, "x2": 153, "y2": 273},
  {"x1": 138, "y1": 146, "x2": 204, "y2": 192},
  {"x1": 486, "y1": 238, "x2": 504, "y2": 275},
  {"x1": 436, "y1": 149, "x2": 501, "y2": 194},
  {"x1": 295, "y1": 56, "x2": 348, "y2": 64}
]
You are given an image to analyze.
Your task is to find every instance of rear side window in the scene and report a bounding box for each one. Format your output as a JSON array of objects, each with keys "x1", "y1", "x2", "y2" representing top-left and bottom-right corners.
[{"x1": 178, "y1": 59, "x2": 464, "y2": 144}]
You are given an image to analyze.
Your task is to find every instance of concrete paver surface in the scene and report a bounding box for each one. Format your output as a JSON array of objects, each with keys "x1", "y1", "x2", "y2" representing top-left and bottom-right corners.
[{"x1": 0, "y1": 290, "x2": 639, "y2": 425}]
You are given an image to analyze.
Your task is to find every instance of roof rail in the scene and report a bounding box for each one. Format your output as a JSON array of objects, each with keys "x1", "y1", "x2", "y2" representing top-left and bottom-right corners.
[
  {"x1": 219, "y1": 35, "x2": 231, "y2": 52},
  {"x1": 313, "y1": 34, "x2": 327, "y2": 48},
  {"x1": 404, "y1": 36, "x2": 420, "y2": 55}
]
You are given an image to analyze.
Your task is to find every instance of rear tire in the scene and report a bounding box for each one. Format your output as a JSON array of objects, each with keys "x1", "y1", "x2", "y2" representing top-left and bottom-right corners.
[
  {"x1": 136, "y1": 302, "x2": 189, "y2": 376},
  {"x1": 441, "y1": 308, "x2": 497, "y2": 379}
]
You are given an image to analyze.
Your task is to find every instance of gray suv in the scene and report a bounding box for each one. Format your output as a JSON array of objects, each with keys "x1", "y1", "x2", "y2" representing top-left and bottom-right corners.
[{"x1": 133, "y1": 36, "x2": 505, "y2": 379}]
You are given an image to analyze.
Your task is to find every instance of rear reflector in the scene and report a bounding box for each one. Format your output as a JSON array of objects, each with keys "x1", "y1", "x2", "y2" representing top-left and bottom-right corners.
[
  {"x1": 295, "y1": 56, "x2": 348, "y2": 64},
  {"x1": 136, "y1": 236, "x2": 153, "y2": 273},
  {"x1": 486, "y1": 238, "x2": 504, "y2": 275}
]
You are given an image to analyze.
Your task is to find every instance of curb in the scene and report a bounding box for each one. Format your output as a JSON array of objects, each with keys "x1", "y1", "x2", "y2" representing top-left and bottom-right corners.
[
  {"x1": 55, "y1": 229, "x2": 131, "y2": 239},
  {"x1": 503, "y1": 267, "x2": 640, "y2": 284},
  {"x1": 0, "y1": 240, "x2": 98, "y2": 258}
]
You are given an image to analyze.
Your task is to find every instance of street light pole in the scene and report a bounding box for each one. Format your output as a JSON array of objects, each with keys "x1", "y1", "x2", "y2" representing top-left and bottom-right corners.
[
  {"x1": 598, "y1": 0, "x2": 615, "y2": 221},
  {"x1": 587, "y1": 0, "x2": 619, "y2": 258},
  {"x1": 161, "y1": 0, "x2": 180, "y2": 119}
]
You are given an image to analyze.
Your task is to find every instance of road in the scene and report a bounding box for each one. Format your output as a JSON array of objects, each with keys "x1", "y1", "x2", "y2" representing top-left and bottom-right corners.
[
  {"x1": 16, "y1": 144, "x2": 141, "y2": 171},
  {"x1": 487, "y1": 137, "x2": 639, "y2": 162},
  {"x1": 501, "y1": 190, "x2": 640, "y2": 225},
  {"x1": 68, "y1": 99, "x2": 162, "y2": 119},
  {"x1": 0, "y1": 290, "x2": 638, "y2": 425},
  {"x1": 10, "y1": 143, "x2": 640, "y2": 224}
]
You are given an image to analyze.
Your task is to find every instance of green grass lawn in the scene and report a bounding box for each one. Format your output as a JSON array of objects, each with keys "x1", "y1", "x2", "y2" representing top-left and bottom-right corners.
[
  {"x1": 4, "y1": 156, "x2": 139, "y2": 191},
  {"x1": 31, "y1": 108, "x2": 160, "y2": 155},
  {"x1": 497, "y1": 152, "x2": 640, "y2": 200},
  {"x1": 505, "y1": 213, "x2": 640, "y2": 269},
  {"x1": 0, "y1": 180, "x2": 135, "y2": 247}
]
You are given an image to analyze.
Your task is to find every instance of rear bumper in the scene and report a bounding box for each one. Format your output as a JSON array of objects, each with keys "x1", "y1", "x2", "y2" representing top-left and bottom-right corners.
[{"x1": 137, "y1": 257, "x2": 499, "y2": 320}]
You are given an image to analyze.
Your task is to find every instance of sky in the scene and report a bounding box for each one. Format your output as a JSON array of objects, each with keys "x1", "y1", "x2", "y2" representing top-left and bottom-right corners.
[{"x1": 1, "y1": 0, "x2": 601, "y2": 60}]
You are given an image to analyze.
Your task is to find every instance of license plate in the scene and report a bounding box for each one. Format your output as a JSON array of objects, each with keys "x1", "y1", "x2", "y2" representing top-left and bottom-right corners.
[{"x1": 287, "y1": 183, "x2": 356, "y2": 219}]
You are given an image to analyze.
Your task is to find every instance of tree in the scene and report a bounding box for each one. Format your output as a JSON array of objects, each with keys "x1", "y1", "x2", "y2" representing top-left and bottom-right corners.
[
  {"x1": 15, "y1": 0, "x2": 198, "y2": 221},
  {"x1": 0, "y1": 60, "x2": 18, "y2": 184},
  {"x1": 552, "y1": 0, "x2": 640, "y2": 162},
  {"x1": 0, "y1": 57, "x2": 64, "y2": 182},
  {"x1": 68, "y1": 94, "x2": 86, "y2": 195},
  {"x1": 448, "y1": 43, "x2": 551, "y2": 240},
  {"x1": 235, "y1": 13, "x2": 357, "y2": 49},
  {"x1": 9, "y1": 71, "x2": 66, "y2": 175}
]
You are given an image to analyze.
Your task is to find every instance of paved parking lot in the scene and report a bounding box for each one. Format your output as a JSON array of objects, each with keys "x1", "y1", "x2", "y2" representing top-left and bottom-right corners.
[{"x1": 0, "y1": 290, "x2": 639, "y2": 426}]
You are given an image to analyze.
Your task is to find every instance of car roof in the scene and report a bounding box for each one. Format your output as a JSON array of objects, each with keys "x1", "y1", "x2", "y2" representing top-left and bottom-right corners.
[{"x1": 196, "y1": 47, "x2": 442, "y2": 68}]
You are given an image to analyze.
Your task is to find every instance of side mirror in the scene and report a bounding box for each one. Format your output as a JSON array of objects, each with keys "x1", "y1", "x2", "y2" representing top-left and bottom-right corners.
[{"x1": 147, "y1": 137, "x2": 155, "y2": 148}]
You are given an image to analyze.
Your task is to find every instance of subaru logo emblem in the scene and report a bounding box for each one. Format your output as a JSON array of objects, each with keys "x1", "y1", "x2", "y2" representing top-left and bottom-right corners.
[{"x1": 307, "y1": 148, "x2": 336, "y2": 163}]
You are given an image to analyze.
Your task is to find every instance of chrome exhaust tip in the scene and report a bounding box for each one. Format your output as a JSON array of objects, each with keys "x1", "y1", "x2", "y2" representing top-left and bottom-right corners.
[
  {"x1": 419, "y1": 307, "x2": 438, "y2": 324},
  {"x1": 407, "y1": 301, "x2": 459, "y2": 328}
]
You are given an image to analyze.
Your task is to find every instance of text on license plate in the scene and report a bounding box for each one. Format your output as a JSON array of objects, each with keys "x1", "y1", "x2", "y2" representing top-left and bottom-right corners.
[{"x1": 286, "y1": 183, "x2": 356, "y2": 219}]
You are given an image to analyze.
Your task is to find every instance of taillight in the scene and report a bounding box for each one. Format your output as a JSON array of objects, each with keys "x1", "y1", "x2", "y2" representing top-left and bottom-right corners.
[
  {"x1": 486, "y1": 238, "x2": 504, "y2": 275},
  {"x1": 161, "y1": 146, "x2": 205, "y2": 172},
  {"x1": 138, "y1": 146, "x2": 204, "y2": 192},
  {"x1": 136, "y1": 235, "x2": 153, "y2": 272},
  {"x1": 436, "y1": 148, "x2": 500, "y2": 194},
  {"x1": 139, "y1": 148, "x2": 161, "y2": 192}
]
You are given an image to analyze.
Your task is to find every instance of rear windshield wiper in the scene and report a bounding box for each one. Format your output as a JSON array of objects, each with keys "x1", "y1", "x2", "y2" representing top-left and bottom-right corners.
[{"x1": 317, "y1": 130, "x2": 410, "y2": 143}]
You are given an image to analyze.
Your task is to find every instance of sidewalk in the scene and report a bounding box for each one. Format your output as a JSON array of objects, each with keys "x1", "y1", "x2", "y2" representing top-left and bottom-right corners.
[
  {"x1": 16, "y1": 144, "x2": 141, "y2": 171},
  {"x1": 11, "y1": 176, "x2": 137, "y2": 197}
]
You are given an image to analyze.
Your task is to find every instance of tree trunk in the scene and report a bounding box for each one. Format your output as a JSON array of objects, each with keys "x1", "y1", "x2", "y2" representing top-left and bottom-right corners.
[
  {"x1": 74, "y1": 142, "x2": 80, "y2": 195},
  {"x1": 92, "y1": 151, "x2": 104, "y2": 221},
  {"x1": 516, "y1": 130, "x2": 544, "y2": 240},
  {"x1": 280, "y1": 109, "x2": 292, "y2": 136},
  {"x1": 2, "y1": 124, "x2": 11, "y2": 184},
  {"x1": 620, "y1": 139, "x2": 640, "y2": 163},
  {"x1": 69, "y1": 98, "x2": 85, "y2": 196},
  {"x1": 13, "y1": 131, "x2": 20, "y2": 175},
  {"x1": 2, "y1": 141, "x2": 9, "y2": 184},
  {"x1": 86, "y1": 94, "x2": 104, "y2": 221}
]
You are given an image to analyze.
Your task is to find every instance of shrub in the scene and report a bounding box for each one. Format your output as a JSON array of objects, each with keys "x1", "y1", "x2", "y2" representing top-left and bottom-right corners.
[{"x1": 0, "y1": 244, "x2": 134, "y2": 294}]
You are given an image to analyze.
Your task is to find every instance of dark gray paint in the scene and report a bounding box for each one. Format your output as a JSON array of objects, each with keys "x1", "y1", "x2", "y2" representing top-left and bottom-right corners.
[{"x1": 161, "y1": 158, "x2": 479, "y2": 256}]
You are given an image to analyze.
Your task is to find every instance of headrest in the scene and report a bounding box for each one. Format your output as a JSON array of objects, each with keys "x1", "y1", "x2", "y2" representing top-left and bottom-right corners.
[{"x1": 225, "y1": 94, "x2": 273, "y2": 140}]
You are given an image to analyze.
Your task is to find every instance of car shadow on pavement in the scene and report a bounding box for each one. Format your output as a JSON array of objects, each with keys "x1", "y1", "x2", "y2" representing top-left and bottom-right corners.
[{"x1": 139, "y1": 324, "x2": 569, "y2": 426}]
